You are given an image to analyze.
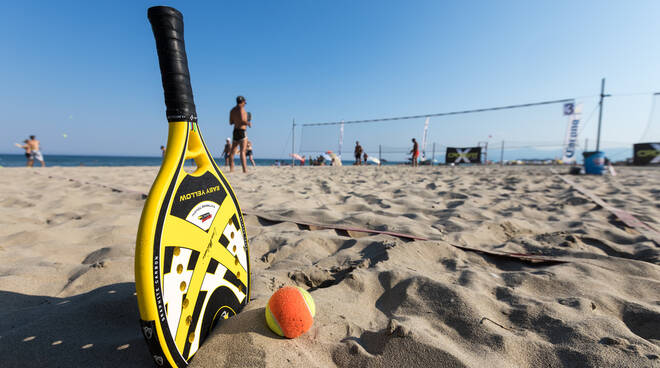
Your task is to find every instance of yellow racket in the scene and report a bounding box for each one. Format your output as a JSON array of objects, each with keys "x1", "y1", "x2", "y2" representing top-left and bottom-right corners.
[{"x1": 135, "y1": 6, "x2": 250, "y2": 367}]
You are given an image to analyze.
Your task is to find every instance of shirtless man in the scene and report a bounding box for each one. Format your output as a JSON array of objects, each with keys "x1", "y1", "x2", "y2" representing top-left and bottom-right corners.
[
  {"x1": 223, "y1": 138, "x2": 232, "y2": 166},
  {"x1": 27, "y1": 135, "x2": 45, "y2": 167},
  {"x1": 354, "y1": 141, "x2": 363, "y2": 165},
  {"x1": 410, "y1": 138, "x2": 419, "y2": 167},
  {"x1": 229, "y1": 96, "x2": 251, "y2": 173},
  {"x1": 15, "y1": 139, "x2": 31, "y2": 166},
  {"x1": 246, "y1": 140, "x2": 256, "y2": 167}
]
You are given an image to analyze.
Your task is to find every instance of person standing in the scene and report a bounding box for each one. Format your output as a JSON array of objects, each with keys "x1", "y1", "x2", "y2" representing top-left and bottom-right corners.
[
  {"x1": 27, "y1": 135, "x2": 45, "y2": 167},
  {"x1": 354, "y1": 141, "x2": 363, "y2": 165},
  {"x1": 246, "y1": 140, "x2": 256, "y2": 167},
  {"x1": 410, "y1": 138, "x2": 419, "y2": 167},
  {"x1": 15, "y1": 139, "x2": 31, "y2": 166},
  {"x1": 223, "y1": 138, "x2": 232, "y2": 166},
  {"x1": 229, "y1": 96, "x2": 251, "y2": 173},
  {"x1": 160, "y1": 145, "x2": 166, "y2": 157},
  {"x1": 363, "y1": 152, "x2": 368, "y2": 165}
]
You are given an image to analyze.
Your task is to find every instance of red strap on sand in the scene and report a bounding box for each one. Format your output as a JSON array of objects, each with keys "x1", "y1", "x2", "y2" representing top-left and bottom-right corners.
[
  {"x1": 242, "y1": 211, "x2": 428, "y2": 241},
  {"x1": 242, "y1": 211, "x2": 568, "y2": 264},
  {"x1": 556, "y1": 174, "x2": 659, "y2": 245},
  {"x1": 34, "y1": 172, "x2": 570, "y2": 264}
]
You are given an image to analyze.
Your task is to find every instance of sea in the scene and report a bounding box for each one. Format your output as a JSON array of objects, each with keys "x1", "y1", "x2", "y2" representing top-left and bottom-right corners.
[
  {"x1": 0, "y1": 154, "x2": 285, "y2": 167},
  {"x1": 0, "y1": 154, "x2": 403, "y2": 167},
  {"x1": 0, "y1": 145, "x2": 633, "y2": 168}
]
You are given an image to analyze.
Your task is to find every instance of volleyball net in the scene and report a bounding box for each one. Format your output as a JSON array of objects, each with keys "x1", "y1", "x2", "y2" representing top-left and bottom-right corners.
[
  {"x1": 296, "y1": 89, "x2": 660, "y2": 165},
  {"x1": 298, "y1": 98, "x2": 587, "y2": 163}
]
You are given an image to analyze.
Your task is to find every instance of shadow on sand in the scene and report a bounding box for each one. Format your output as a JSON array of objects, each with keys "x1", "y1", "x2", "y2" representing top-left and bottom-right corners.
[{"x1": 0, "y1": 282, "x2": 153, "y2": 368}]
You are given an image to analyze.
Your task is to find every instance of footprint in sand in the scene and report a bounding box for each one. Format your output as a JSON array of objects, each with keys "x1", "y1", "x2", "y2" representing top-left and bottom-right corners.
[{"x1": 46, "y1": 213, "x2": 83, "y2": 225}]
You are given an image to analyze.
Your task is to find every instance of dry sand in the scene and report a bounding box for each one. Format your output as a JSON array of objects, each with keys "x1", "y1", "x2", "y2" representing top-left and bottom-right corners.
[{"x1": 0, "y1": 165, "x2": 658, "y2": 367}]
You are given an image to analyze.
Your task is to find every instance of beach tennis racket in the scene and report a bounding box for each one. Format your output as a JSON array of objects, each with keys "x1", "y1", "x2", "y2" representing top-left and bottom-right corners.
[
  {"x1": 136, "y1": 6, "x2": 250, "y2": 367},
  {"x1": 247, "y1": 112, "x2": 252, "y2": 122}
]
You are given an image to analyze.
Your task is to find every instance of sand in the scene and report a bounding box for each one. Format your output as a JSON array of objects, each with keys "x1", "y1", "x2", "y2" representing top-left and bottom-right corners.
[{"x1": 0, "y1": 165, "x2": 658, "y2": 367}]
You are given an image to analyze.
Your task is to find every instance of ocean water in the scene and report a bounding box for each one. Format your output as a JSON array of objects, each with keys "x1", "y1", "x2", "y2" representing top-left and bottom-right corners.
[
  {"x1": 0, "y1": 154, "x2": 401, "y2": 167},
  {"x1": 0, "y1": 154, "x2": 286, "y2": 167},
  {"x1": 0, "y1": 147, "x2": 633, "y2": 168}
]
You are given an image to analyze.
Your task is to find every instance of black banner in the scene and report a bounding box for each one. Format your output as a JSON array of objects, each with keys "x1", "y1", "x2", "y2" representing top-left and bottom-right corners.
[
  {"x1": 633, "y1": 143, "x2": 660, "y2": 165},
  {"x1": 446, "y1": 147, "x2": 482, "y2": 164}
]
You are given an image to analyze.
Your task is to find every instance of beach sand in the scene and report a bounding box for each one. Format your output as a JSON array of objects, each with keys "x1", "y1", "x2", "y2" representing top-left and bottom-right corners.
[{"x1": 0, "y1": 165, "x2": 658, "y2": 367}]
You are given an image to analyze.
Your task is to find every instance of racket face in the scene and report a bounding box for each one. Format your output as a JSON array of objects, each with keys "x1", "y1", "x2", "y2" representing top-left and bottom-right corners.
[{"x1": 136, "y1": 121, "x2": 250, "y2": 367}]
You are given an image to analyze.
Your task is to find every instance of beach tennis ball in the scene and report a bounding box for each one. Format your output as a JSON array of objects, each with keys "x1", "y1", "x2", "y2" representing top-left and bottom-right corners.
[{"x1": 265, "y1": 286, "x2": 315, "y2": 338}]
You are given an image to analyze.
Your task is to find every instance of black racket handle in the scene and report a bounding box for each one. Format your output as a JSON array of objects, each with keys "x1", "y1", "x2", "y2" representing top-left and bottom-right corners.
[{"x1": 148, "y1": 6, "x2": 197, "y2": 122}]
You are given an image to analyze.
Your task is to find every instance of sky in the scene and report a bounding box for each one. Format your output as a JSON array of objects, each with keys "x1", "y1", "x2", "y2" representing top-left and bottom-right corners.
[{"x1": 3, "y1": 1, "x2": 660, "y2": 160}]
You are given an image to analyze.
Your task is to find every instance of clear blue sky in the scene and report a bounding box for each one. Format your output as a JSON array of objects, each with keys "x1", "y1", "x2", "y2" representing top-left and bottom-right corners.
[{"x1": 3, "y1": 1, "x2": 660, "y2": 159}]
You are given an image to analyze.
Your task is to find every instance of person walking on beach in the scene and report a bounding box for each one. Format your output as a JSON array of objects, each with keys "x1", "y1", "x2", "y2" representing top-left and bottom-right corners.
[
  {"x1": 27, "y1": 135, "x2": 45, "y2": 167},
  {"x1": 410, "y1": 138, "x2": 419, "y2": 167},
  {"x1": 363, "y1": 152, "x2": 368, "y2": 165},
  {"x1": 160, "y1": 145, "x2": 166, "y2": 157},
  {"x1": 229, "y1": 96, "x2": 251, "y2": 173},
  {"x1": 223, "y1": 138, "x2": 232, "y2": 166},
  {"x1": 15, "y1": 139, "x2": 31, "y2": 166},
  {"x1": 354, "y1": 141, "x2": 363, "y2": 165},
  {"x1": 246, "y1": 140, "x2": 256, "y2": 167}
]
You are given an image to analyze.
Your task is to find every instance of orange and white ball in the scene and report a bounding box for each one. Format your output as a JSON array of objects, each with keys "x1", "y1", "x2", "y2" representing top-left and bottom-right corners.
[{"x1": 265, "y1": 286, "x2": 315, "y2": 338}]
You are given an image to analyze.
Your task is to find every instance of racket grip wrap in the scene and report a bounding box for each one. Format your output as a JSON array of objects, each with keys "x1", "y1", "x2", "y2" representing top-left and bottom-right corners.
[{"x1": 148, "y1": 6, "x2": 197, "y2": 122}]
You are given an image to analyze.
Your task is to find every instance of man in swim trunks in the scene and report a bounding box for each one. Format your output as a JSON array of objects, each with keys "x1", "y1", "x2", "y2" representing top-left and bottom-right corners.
[
  {"x1": 27, "y1": 135, "x2": 45, "y2": 167},
  {"x1": 246, "y1": 140, "x2": 256, "y2": 167},
  {"x1": 354, "y1": 141, "x2": 363, "y2": 165},
  {"x1": 410, "y1": 138, "x2": 419, "y2": 167},
  {"x1": 223, "y1": 138, "x2": 232, "y2": 166},
  {"x1": 16, "y1": 139, "x2": 31, "y2": 166},
  {"x1": 229, "y1": 96, "x2": 251, "y2": 173}
]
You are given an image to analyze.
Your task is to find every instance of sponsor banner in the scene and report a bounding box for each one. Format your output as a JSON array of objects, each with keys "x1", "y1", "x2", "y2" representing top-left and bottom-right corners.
[
  {"x1": 446, "y1": 147, "x2": 481, "y2": 164},
  {"x1": 561, "y1": 116, "x2": 580, "y2": 162},
  {"x1": 421, "y1": 117, "x2": 429, "y2": 160},
  {"x1": 561, "y1": 103, "x2": 581, "y2": 163},
  {"x1": 338, "y1": 121, "x2": 344, "y2": 159},
  {"x1": 633, "y1": 142, "x2": 660, "y2": 165}
]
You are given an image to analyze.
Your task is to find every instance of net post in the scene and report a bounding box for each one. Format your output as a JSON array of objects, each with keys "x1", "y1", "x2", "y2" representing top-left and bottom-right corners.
[
  {"x1": 484, "y1": 141, "x2": 488, "y2": 163},
  {"x1": 292, "y1": 118, "x2": 295, "y2": 166},
  {"x1": 596, "y1": 78, "x2": 611, "y2": 152},
  {"x1": 431, "y1": 143, "x2": 436, "y2": 166},
  {"x1": 379, "y1": 144, "x2": 382, "y2": 164},
  {"x1": 500, "y1": 141, "x2": 505, "y2": 166}
]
